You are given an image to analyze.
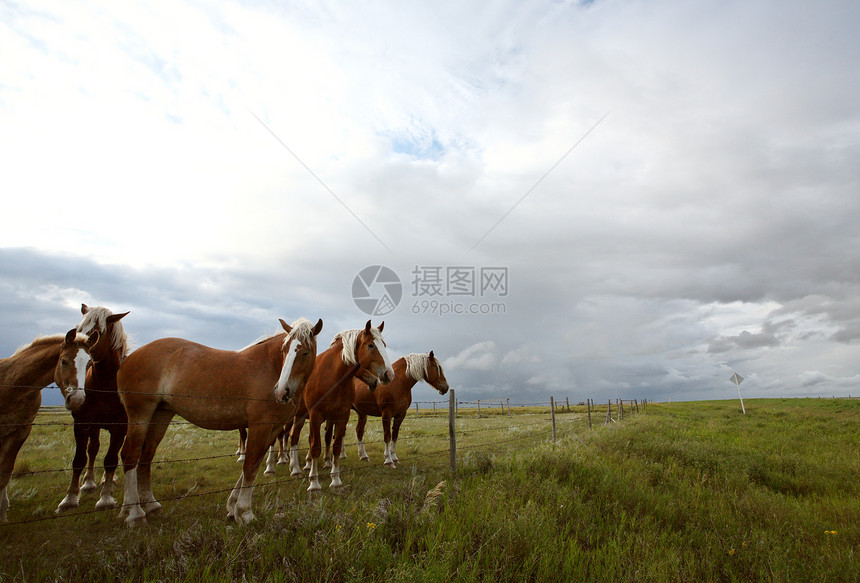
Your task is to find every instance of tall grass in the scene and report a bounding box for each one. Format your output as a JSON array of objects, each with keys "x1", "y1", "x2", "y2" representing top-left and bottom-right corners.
[{"x1": 0, "y1": 399, "x2": 856, "y2": 582}]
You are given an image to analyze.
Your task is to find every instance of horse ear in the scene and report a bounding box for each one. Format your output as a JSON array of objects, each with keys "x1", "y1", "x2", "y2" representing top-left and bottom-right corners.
[
  {"x1": 86, "y1": 330, "x2": 101, "y2": 349},
  {"x1": 312, "y1": 319, "x2": 323, "y2": 336},
  {"x1": 65, "y1": 328, "x2": 77, "y2": 343},
  {"x1": 107, "y1": 311, "x2": 129, "y2": 324},
  {"x1": 81, "y1": 304, "x2": 89, "y2": 315},
  {"x1": 429, "y1": 350, "x2": 435, "y2": 361},
  {"x1": 280, "y1": 319, "x2": 292, "y2": 333},
  {"x1": 364, "y1": 320, "x2": 372, "y2": 334},
  {"x1": 378, "y1": 321, "x2": 384, "y2": 333}
]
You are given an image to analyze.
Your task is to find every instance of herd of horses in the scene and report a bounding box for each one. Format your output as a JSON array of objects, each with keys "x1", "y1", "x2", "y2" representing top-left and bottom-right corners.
[{"x1": 0, "y1": 305, "x2": 449, "y2": 526}]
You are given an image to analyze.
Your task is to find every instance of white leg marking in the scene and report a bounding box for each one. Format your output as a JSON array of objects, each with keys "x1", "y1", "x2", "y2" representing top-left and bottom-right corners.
[
  {"x1": 226, "y1": 473, "x2": 243, "y2": 520},
  {"x1": 357, "y1": 441, "x2": 369, "y2": 461},
  {"x1": 265, "y1": 446, "x2": 277, "y2": 475},
  {"x1": 330, "y1": 457, "x2": 343, "y2": 489},
  {"x1": 95, "y1": 470, "x2": 117, "y2": 509},
  {"x1": 123, "y1": 468, "x2": 147, "y2": 525},
  {"x1": 289, "y1": 445, "x2": 304, "y2": 477},
  {"x1": 307, "y1": 458, "x2": 321, "y2": 492}
]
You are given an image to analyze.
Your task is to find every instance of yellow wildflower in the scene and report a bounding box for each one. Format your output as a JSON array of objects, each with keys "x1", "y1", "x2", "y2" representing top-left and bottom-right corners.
[
  {"x1": 367, "y1": 522, "x2": 376, "y2": 530},
  {"x1": 728, "y1": 549, "x2": 736, "y2": 556}
]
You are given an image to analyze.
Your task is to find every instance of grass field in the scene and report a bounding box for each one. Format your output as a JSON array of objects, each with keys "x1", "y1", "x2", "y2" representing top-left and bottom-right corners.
[{"x1": 1, "y1": 398, "x2": 857, "y2": 582}]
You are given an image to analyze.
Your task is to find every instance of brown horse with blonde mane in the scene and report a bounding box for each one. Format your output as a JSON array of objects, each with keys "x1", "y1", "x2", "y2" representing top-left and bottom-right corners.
[
  {"x1": 287, "y1": 320, "x2": 394, "y2": 491},
  {"x1": 0, "y1": 328, "x2": 97, "y2": 522},
  {"x1": 117, "y1": 317, "x2": 322, "y2": 525},
  {"x1": 349, "y1": 351, "x2": 448, "y2": 467},
  {"x1": 56, "y1": 304, "x2": 130, "y2": 514}
]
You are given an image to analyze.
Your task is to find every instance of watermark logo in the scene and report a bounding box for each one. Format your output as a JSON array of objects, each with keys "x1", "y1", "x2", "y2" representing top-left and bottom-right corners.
[
  {"x1": 353, "y1": 265, "x2": 508, "y2": 317},
  {"x1": 352, "y1": 265, "x2": 403, "y2": 316}
]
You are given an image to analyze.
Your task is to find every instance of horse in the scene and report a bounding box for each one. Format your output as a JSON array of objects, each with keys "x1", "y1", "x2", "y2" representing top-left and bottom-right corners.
[
  {"x1": 117, "y1": 317, "x2": 323, "y2": 525},
  {"x1": 0, "y1": 328, "x2": 96, "y2": 522},
  {"x1": 348, "y1": 351, "x2": 449, "y2": 468},
  {"x1": 287, "y1": 320, "x2": 394, "y2": 491},
  {"x1": 56, "y1": 304, "x2": 131, "y2": 513}
]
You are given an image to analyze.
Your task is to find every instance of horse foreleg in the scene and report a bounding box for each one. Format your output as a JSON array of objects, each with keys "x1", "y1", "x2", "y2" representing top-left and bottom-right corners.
[
  {"x1": 330, "y1": 420, "x2": 348, "y2": 488},
  {"x1": 236, "y1": 427, "x2": 247, "y2": 461},
  {"x1": 57, "y1": 424, "x2": 89, "y2": 512},
  {"x1": 288, "y1": 417, "x2": 308, "y2": 475},
  {"x1": 136, "y1": 410, "x2": 174, "y2": 516},
  {"x1": 80, "y1": 428, "x2": 100, "y2": 493},
  {"x1": 390, "y1": 415, "x2": 405, "y2": 464},
  {"x1": 96, "y1": 426, "x2": 125, "y2": 510},
  {"x1": 228, "y1": 425, "x2": 274, "y2": 524},
  {"x1": 264, "y1": 445, "x2": 277, "y2": 476},
  {"x1": 0, "y1": 426, "x2": 31, "y2": 523},
  {"x1": 381, "y1": 415, "x2": 396, "y2": 468},
  {"x1": 307, "y1": 418, "x2": 323, "y2": 491},
  {"x1": 277, "y1": 428, "x2": 288, "y2": 464},
  {"x1": 355, "y1": 413, "x2": 369, "y2": 461},
  {"x1": 323, "y1": 420, "x2": 334, "y2": 468}
]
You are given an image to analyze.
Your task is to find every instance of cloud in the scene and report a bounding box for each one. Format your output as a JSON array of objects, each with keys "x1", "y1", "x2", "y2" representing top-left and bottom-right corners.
[{"x1": 3, "y1": 1, "x2": 860, "y2": 407}]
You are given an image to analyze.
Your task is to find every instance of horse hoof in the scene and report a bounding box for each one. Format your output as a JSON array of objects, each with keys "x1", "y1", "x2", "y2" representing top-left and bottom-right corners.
[
  {"x1": 237, "y1": 455, "x2": 246, "y2": 462},
  {"x1": 80, "y1": 481, "x2": 97, "y2": 493},
  {"x1": 264, "y1": 468, "x2": 275, "y2": 476},
  {"x1": 143, "y1": 501, "x2": 162, "y2": 515},
  {"x1": 124, "y1": 508, "x2": 147, "y2": 527},
  {"x1": 359, "y1": 455, "x2": 370, "y2": 462},
  {"x1": 95, "y1": 497, "x2": 117, "y2": 510},
  {"x1": 307, "y1": 481, "x2": 322, "y2": 492},
  {"x1": 277, "y1": 459, "x2": 288, "y2": 465},
  {"x1": 56, "y1": 498, "x2": 79, "y2": 513}
]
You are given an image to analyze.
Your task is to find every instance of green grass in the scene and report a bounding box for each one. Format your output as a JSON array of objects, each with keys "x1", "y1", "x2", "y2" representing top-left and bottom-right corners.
[{"x1": 1, "y1": 399, "x2": 857, "y2": 582}]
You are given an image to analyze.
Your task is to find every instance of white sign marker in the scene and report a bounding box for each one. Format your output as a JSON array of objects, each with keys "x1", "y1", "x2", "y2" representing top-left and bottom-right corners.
[{"x1": 730, "y1": 372, "x2": 746, "y2": 414}]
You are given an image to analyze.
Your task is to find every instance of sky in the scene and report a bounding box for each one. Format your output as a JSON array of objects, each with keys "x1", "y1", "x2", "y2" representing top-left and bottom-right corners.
[{"x1": 2, "y1": 0, "x2": 860, "y2": 407}]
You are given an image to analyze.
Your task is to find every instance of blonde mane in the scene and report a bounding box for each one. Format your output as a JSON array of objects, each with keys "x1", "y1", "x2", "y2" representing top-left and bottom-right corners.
[
  {"x1": 403, "y1": 352, "x2": 443, "y2": 382},
  {"x1": 12, "y1": 334, "x2": 67, "y2": 357},
  {"x1": 331, "y1": 327, "x2": 385, "y2": 366},
  {"x1": 240, "y1": 318, "x2": 318, "y2": 352},
  {"x1": 282, "y1": 318, "x2": 317, "y2": 348},
  {"x1": 77, "y1": 306, "x2": 130, "y2": 357}
]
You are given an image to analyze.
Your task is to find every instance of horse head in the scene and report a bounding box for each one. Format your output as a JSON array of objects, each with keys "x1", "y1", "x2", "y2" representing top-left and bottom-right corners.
[
  {"x1": 55, "y1": 328, "x2": 99, "y2": 411},
  {"x1": 425, "y1": 350, "x2": 450, "y2": 395},
  {"x1": 77, "y1": 304, "x2": 130, "y2": 362},
  {"x1": 274, "y1": 317, "x2": 323, "y2": 404},
  {"x1": 353, "y1": 320, "x2": 395, "y2": 391}
]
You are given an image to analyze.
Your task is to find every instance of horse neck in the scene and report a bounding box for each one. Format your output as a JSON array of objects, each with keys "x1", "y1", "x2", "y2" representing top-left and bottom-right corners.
[
  {"x1": 0, "y1": 340, "x2": 62, "y2": 392},
  {"x1": 88, "y1": 348, "x2": 124, "y2": 391},
  {"x1": 316, "y1": 341, "x2": 359, "y2": 388},
  {"x1": 393, "y1": 359, "x2": 419, "y2": 391}
]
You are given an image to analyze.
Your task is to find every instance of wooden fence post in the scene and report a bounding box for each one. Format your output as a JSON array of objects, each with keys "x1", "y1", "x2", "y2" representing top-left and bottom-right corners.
[
  {"x1": 550, "y1": 396, "x2": 557, "y2": 445},
  {"x1": 606, "y1": 399, "x2": 612, "y2": 424},
  {"x1": 449, "y1": 390, "x2": 456, "y2": 475},
  {"x1": 565, "y1": 396, "x2": 570, "y2": 412},
  {"x1": 619, "y1": 399, "x2": 624, "y2": 420},
  {"x1": 433, "y1": 401, "x2": 436, "y2": 416},
  {"x1": 477, "y1": 399, "x2": 481, "y2": 418},
  {"x1": 587, "y1": 398, "x2": 592, "y2": 429}
]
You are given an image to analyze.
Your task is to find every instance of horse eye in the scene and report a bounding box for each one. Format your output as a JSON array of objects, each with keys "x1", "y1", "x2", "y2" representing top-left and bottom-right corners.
[{"x1": 61, "y1": 359, "x2": 69, "y2": 366}]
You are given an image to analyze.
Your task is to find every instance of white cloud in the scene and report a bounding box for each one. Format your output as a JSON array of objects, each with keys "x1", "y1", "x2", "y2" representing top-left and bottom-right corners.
[{"x1": 3, "y1": 1, "x2": 860, "y2": 403}]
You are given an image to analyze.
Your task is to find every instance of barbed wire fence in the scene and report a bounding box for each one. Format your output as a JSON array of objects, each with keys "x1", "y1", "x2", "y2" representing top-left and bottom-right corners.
[{"x1": 1, "y1": 385, "x2": 649, "y2": 529}]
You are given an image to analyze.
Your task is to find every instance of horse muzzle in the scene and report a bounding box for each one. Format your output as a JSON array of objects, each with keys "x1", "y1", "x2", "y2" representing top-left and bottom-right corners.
[{"x1": 65, "y1": 388, "x2": 86, "y2": 411}]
